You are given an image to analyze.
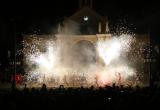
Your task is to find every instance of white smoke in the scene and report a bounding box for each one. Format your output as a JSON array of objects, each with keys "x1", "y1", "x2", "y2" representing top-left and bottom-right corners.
[{"x1": 23, "y1": 33, "x2": 138, "y2": 87}]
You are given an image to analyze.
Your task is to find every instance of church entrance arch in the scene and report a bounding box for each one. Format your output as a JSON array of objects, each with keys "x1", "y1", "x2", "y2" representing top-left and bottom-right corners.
[{"x1": 71, "y1": 40, "x2": 96, "y2": 67}]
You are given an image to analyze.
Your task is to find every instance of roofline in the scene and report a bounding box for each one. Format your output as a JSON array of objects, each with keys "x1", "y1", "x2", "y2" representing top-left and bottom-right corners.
[{"x1": 68, "y1": 6, "x2": 106, "y2": 22}]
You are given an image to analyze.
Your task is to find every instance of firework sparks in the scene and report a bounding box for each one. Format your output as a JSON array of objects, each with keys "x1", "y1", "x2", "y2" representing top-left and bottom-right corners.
[
  {"x1": 22, "y1": 33, "x2": 148, "y2": 87},
  {"x1": 96, "y1": 34, "x2": 136, "y2": 86}
]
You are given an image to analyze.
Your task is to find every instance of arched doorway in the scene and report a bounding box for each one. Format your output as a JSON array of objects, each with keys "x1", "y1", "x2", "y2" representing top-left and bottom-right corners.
[{"x1": 72, "y1": 40, "x2": 96, "y2": 67}]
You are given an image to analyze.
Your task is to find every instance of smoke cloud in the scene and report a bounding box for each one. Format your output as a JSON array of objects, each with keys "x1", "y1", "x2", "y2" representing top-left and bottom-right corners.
[{"x1": 22, "y1": 21, "x2": 145, "y2": 87}]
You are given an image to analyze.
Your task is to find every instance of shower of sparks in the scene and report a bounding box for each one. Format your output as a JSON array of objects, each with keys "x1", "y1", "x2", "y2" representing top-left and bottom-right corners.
[
  {"x1": 97, "y1": 34, "x2": 136, "y2": 65},
  {"x1": 96, "y1": 34, "x2": 137, "y2": 86},
  {"x1": 21, "y1": 33, "x2": 149, "y2": 87}
]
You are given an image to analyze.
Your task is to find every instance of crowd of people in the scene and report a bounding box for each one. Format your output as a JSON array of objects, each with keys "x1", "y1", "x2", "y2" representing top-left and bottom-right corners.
[{"x1": 0, "y1": 84, "x2": 160, "y2": 109}]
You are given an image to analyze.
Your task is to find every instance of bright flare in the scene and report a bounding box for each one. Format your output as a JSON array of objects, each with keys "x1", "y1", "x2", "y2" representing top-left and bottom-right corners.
[{"x1": 96, "y1": 34, "x2": 136, "y2": 86}]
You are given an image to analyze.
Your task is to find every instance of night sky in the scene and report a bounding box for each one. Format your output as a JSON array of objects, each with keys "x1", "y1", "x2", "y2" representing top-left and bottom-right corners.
[
  {"x1": 0, "y1": 0, "x2": 160, "y2": 67},
  {"x1": 1, "y1": 0, "x2": 160, "y2": 33}
]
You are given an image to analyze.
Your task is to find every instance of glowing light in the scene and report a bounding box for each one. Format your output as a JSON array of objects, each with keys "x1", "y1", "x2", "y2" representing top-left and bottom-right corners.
[
  {"x1": 96, "y1": 34, "x2": 136, "y2": 86},
  {"x1": 34, "y1": 45, "x2": 55, "y2": 72},
  {"x1": 83, "y1": 16, "x2": 89, "y2": 21},
  {"x1": 97, "y1": 39, "x2": 121, "y2": 65}
]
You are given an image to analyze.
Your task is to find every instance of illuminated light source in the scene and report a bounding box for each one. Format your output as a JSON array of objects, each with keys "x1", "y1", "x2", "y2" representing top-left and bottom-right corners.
[
  {"x1": 108, "y1": 97, "x2": 112, "y2": 101},
  {"x1": 96, "y1": 34, "x2": 136, "y2": 86},
  {"x1": 83, "y1": 16, "x2": 89, "y2": 21}
]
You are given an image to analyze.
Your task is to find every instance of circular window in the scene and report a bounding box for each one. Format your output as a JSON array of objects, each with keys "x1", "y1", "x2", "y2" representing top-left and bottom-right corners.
[{"x1": 83, "y1": 16, "x2": 89, "y2": 21}]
